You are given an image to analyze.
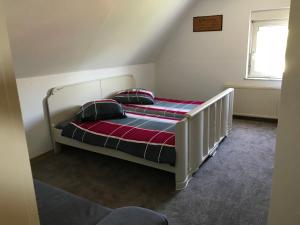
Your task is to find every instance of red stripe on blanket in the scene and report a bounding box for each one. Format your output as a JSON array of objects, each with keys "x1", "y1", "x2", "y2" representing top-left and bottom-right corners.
[
  {"x1": 122, "y1": 129, "x2": 175, "y2": 145},
  {"x1": 154, "y1": 97, "x2": 204, "y2": 105},
  {"x1": 124, "y1": 104, "x2": 187, "y2": 115},
  {"x1": 72, "y1": 121, "x2": 175, "y2": 146}
]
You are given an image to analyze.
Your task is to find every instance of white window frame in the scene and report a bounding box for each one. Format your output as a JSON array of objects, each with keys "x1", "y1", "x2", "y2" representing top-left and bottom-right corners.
[{"x1": 246, "y1": 9, "x2": 289, "y2": 81}]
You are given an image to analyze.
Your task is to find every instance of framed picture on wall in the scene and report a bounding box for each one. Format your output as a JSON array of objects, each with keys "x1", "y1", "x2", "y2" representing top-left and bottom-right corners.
[{"x1": 193, "y1": 15, "x2": 223, "y2": 32}]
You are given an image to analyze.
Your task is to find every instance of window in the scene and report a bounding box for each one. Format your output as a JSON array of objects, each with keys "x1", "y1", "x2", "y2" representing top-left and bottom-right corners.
[{"x1": 247, "y1": 9, "x2": 289, "y2": 80}]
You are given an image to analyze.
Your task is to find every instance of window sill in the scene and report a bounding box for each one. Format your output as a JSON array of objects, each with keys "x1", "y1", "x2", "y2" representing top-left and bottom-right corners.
[{"x1": 244, "y1": 77, "x2": 282, "y2": 81}]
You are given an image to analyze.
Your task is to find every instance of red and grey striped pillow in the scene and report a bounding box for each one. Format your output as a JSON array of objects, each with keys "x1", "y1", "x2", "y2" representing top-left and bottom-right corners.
[
  {"x1": 113, "y1": 88, "x2": 154, "y2": 104},
  {"x1": 77, "y1": 99, "x2": 126, "y2": 121}
]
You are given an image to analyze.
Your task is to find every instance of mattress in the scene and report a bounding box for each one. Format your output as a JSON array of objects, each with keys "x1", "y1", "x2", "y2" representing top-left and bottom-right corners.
[
  {"x1": 61, "y1": 112, "x2": 179, "y2": 165},
  {"x1": 123, "y1": 97, "x2": 203, "y2": 119}
]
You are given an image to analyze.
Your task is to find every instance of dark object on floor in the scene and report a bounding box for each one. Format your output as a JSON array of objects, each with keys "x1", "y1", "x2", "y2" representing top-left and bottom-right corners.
[
  {"x1": 34, "y1": 180, "x2": 168, "y2": 225},
  {"x1": 32, "y1": 119, "x2": 277, "y2": 225}
]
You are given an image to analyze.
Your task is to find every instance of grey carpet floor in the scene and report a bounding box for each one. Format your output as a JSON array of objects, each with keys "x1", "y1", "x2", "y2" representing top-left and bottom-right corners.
[{"x1": 31, "y1": 119, "x2": 277, "y2": 225}]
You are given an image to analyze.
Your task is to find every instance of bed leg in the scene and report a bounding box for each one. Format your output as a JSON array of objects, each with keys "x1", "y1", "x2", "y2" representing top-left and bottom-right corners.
[
  {"x1": 175, "y1": 118, "x2": 189, "y2": 191},
  {"x1": 175, "y1": 173, "x2": 190, "y2": 191},
  {"x1": 53, "y1": 142, "x2": 62, "y2": 154}
]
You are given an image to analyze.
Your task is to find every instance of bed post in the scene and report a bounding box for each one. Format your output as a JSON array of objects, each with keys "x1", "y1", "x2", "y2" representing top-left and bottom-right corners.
[
  {"x1": 228, "y1": 90, "x2": 234, "y2": 132},
  {"x1": 175, "y1": 118, "x2": 190, "y2": 190},
  {"x1": 221, "y1": 94, "x2": 230, "y2": 137},
  {"x1": 50, "y1": 123, "x2": 62, "y2": 154},
  {"x1": 188, "y1": 111, "x2": 204, "y2": 174},
  {"x1": 53, "y1": 142, "x2": 62, "y2": 154}
]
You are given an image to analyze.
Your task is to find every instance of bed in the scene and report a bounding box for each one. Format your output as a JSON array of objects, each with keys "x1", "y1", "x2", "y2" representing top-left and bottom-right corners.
[{"x1": 47, "y1": 75, "x2": 234, "y2": 190}]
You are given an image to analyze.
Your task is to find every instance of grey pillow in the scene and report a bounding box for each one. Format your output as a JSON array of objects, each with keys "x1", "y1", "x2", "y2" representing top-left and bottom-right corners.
[
  {"x1": 113, "y1": 88, "x2": 155, "y2": 105},
  {"x1": 78, "y1": 99, "x2": 126, "y2": 122}
]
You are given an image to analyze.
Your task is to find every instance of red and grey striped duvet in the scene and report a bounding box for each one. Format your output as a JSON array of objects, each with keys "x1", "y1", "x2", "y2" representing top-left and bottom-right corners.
[
  {"x1": 61, "y1": 112, "x2": 179, "y2": 165},
  {"x1": 61, "y1": 97, "x2": 204, "y2": 165},
  {"x1": 123, "y1": 97, "x2": 203, "y2": 119}
]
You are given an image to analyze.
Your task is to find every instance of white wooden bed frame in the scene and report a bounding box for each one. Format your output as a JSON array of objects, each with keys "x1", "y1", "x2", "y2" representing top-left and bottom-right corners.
[{"x1": 47, "y1": 75, "x2": 234, "y2": 190}]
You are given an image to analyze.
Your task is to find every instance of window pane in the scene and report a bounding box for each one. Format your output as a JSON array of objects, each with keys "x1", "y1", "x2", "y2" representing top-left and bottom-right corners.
[{"x1": 253, "y1": 24, "x2": 288, "y2": 78}]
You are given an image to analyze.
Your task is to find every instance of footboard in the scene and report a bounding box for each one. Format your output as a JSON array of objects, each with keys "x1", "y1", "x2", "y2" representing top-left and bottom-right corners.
[
  {"x1": 185, "y1": 88, "x2": 234, "y2": 175},
  {"x1": 174, "y1": 88, "x2": 234, "y2": 190}
]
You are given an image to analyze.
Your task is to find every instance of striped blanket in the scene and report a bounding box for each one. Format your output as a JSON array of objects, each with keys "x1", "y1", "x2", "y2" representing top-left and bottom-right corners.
[
  {"x1": 123, "y1": 97, "x2": 203, "y2": 119},
  {"x1": 61, "y1": 112, "x2": 179, "y2": 165}
]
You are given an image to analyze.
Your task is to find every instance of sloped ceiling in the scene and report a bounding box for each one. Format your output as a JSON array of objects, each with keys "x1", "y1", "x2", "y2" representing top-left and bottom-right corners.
[{"x1": 4, "y1": 0, "x2": 196, "y2": 78}]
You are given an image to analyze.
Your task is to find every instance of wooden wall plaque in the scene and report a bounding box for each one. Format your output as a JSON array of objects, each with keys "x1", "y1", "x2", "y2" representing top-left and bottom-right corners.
[{"x1": 193, "y1": 15, "x2": 223, "y2": 32}]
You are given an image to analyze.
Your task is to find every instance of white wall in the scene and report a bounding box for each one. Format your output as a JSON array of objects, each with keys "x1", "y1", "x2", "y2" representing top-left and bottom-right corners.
[
  {"x1": 17, "y1": 63, "x2": 155, "y2": 158},
  {"x1": 268, "y1": 0, "x2": 300, "y2": 224},
  {"x1": 4, "y1": 0, "x2": 197, "y2": 158},
  {"x1": 156, "y1": 0, "x2": 290, "y2": 100},
  {"x1": 4, "y1": 0, "x2": 195, "y2": 78}
]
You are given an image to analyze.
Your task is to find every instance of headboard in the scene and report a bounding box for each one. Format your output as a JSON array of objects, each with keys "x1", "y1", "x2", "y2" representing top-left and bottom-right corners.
[{"x1": 47, "y1": 74, "x2": 135, "y2": 127}]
